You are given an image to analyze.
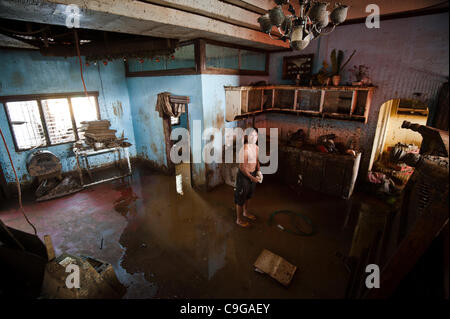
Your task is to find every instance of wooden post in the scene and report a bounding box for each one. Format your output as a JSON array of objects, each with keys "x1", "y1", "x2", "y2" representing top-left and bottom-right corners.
[
  {"x1": 293, "y1": 90, "x2": 298, "y2": 110},
  {"x1": 319, "y1": 90, "x2": 325, "y2": 113},
  {"x1": 350, "y1": 90, "x2": 358, "y2": 115}
]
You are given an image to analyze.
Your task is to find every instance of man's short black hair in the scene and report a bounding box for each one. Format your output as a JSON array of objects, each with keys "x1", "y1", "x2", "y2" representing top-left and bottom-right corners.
[{"x1": 244, "y1": 127, "x2": 258, "y2": 144}]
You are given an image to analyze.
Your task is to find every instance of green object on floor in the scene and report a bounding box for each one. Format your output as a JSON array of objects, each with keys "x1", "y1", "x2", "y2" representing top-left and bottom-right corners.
[{"x1": 268, "y1": 210, "x2": 317, "y2": 236}]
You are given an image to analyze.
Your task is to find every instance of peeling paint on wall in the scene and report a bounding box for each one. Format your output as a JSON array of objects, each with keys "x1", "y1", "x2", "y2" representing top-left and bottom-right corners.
[
  {"x1": 0, "y1": 50, "x2": 136, "y2": 184},
  {"x1": 112, "y1": 100, "x2": 123, "y2": 118}
]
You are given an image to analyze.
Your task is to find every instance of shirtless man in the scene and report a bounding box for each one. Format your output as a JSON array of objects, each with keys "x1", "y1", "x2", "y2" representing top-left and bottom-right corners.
[{"x1": 234, "y1": 128, "x2": 261, "y2": 227}]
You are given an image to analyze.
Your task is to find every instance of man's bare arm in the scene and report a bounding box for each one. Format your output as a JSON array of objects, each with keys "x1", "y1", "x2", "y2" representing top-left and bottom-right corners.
[{"x1": 256, "y1": 146, "x2": 260, "y2": 172}]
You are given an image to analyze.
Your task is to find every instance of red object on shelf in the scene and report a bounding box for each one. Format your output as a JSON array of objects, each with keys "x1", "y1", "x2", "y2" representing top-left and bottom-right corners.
[{"x1": 316, "y1": 145, "x2": 328, "y2": 153}]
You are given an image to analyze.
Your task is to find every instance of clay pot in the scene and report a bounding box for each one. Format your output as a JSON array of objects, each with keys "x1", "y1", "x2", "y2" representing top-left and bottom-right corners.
[
  {"x1": 308, "y1": 2, "x2": 329, "y2": 22},
  {"x1": 332, "y1": 75, "x2": 341, "y2": 86},
  {"x1": 330, "y1": 4, "x2": 349, "y2": 25},
  {"x1": 290, "y1": 27, "x2": 312, "y2": 50},
  {"x1": 316, "y1": 12, "x2": 330, "y2": 28},
  {"x1": 290, "y1": 25, "x2": 303, "y2": 42},
  {"x1": 269, "y1": 6, "x2": 285, "y2": 27},
  {"x1": 258, "y1": 14, "x2": 272, "y2": 34},
  {"x1": 291, "y1": 39, "x2": 311, "y2": 51}
]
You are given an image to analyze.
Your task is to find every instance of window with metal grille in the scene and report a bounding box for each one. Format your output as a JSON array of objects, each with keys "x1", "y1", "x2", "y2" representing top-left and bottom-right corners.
[{"x1": 2, "y1": 92, "x2": 100, "y2": 151}]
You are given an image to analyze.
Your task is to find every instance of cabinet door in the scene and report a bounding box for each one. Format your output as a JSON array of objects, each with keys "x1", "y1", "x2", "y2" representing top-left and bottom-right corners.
[
  {"x1": 279, "y1": 150, "x2": 301, "y2": 185},
  {"x1": 303, "y1": 155, "x2": 324, "y2": 192},
  {"x1": 322, "y1": 160, "x2": 347, "y2": 197},
  {"x1": 225, "y1": 90, "x2": 242, "y2": 122}
]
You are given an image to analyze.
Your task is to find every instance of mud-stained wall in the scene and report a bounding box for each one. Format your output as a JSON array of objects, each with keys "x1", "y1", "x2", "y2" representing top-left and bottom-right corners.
[
  {"x1": 266, "y1": 13, "x2": 449, "y2": 180},
  {"x1": 201, "y1": 74, "x2": 269, "y2": 189},
  {"x1": 126, "y1": 74, "x2": 206, "y2": 188},
  {"x1": 0, "y1": 49, "x2": 136, "y2": 184}
]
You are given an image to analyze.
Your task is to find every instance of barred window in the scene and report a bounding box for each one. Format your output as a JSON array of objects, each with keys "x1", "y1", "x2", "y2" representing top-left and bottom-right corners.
[{"x1": 2, "y1": 92, "x2": 100, "y2": 151}]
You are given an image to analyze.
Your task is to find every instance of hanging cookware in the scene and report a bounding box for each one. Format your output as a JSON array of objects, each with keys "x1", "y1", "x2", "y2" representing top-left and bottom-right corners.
[
  {"x1": 308, "y1": 2, "x2": 328, "y2": 22},
  {"x1": 330, "y1": 3, "x2": 349, "y2": 25},
  {"x1": 258, "y1": 14, "x2": 273, "y2": 34},
  {"x1": 269, "y1": 5, "x2": 285, "y2": 27}
]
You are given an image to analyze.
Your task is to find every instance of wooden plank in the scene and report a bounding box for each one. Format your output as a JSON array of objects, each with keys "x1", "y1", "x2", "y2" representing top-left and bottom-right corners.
[
  {"x1": 220, "y1": 0, "x2": 267, "y2": 14},
  {"x1": 254, "y1": 249, "x2": 297, "y2": 286},
  {"x1": 260, "y1": 90, "x2": 264, "y2": 111},
  {"x1": 293, "y1": 90, "x2": 298, "y2": 110},
  {"x1": 225, "y1": 89, "x2": 242, "y2": 122},
  {"x1": 364, "y1": 89, "x2": 374, "y2": 124},
  {"x1": 44, "y1": 235, "x2": 56, "y2": 261},
  {"x1": 223, "y1": 85, "x2": 377, "y2": 91},
  {"x1": 350, "y1": 90, "x2": 358, "y2": 115},
  {"x1": 195, "y1": 39, "x2": 206, "y2": 73},
  {"x1": 142, "y1": 0, "x2": 264, "y2": 31},
  {"x1": 241, "y1": 90, "x2": 248, "y2": 113},
  {"x1": 319, "y1": 90, "x2": 325, "y2": 113},
  {"x1": 271, "y1": 89, "x2": 275, "y2": 109}
]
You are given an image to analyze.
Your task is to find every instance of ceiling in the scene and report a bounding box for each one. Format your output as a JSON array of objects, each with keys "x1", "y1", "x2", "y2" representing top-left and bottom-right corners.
[{"x1": 0, "y1": 0, "x2": 448, "y2": 51}]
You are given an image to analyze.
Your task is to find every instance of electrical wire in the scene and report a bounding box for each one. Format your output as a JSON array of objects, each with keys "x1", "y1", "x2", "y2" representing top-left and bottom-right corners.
[
  {"x1": 73, "y1": 29, "x2": 90, "y2": 99},
  {"x1": 0, "y1": 127, "x2": 37, "y2": 235}
]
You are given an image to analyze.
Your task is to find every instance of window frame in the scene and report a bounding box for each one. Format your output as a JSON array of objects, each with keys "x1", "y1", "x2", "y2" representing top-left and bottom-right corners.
[
  {"x1": 125, "y1": 39, "x2": 269, "y2": 77},
  {"x1": 1, "y1": 91, "x2": 100, "y2": 152}
]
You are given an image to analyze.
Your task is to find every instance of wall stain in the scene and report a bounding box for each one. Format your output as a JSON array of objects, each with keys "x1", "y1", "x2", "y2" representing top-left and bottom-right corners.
[
  {"x1": 12, "y1": 72, "x2": 24, "y2": 87},
  {"x1": 112, "y1": 101, "x2": 123, "y2": 118},
  {"x1": 138, "y1": 108, "x2": 150, "y2": 122}
]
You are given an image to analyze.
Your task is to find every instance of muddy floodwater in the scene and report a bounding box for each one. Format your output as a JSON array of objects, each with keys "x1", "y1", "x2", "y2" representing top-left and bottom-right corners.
[{"x1": 1, "y1": 164, "x2": 391, "y2": 298}]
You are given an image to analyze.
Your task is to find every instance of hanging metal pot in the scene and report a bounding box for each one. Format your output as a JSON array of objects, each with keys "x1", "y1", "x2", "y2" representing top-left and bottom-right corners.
[
  {"x1": 316, "y1": 11, "x2": 329, "y2": 28},
  {"x1": 308, "y1": 2, "x2": 328, "y2": 22},
  {"x1": 269, "y1": 5, "x2": 285, "y2": 27},
  {"x1": 330, "y1": 3, "x2": 348, "y2": 25},
  {"x1": 290, "y1": 28, "x2": 312, "y2": 50},
  {"x1": 290, "y1": 25, "x2": 303, "y2": 42},
  {"x1": 258, "y1": 14, "x2": 273, "y2": 34}
]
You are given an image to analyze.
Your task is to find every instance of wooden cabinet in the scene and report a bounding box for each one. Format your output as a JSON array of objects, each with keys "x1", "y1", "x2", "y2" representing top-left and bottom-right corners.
[
  {"x1": 278, "y1": 145, "x2": 361, "y2": 199},
  {"x1": 225, "y1": 85, "x2": 375, "y2": 123}
]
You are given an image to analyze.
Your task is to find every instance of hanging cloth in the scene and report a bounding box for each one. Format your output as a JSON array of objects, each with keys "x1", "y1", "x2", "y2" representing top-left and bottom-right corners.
[{"x1": 155, "y1": 92, "x2": 185, "y2": 118}]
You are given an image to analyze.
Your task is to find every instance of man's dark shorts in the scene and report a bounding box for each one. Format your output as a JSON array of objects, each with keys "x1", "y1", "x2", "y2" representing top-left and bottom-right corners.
[{"x1": 234, "y1": 170, "x2": 257, "y2": 206}]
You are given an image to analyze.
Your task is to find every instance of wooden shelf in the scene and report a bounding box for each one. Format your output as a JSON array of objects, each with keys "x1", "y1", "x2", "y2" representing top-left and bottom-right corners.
[{"x1": 226, "y1": 85, "x2": 376, "y2": 123}]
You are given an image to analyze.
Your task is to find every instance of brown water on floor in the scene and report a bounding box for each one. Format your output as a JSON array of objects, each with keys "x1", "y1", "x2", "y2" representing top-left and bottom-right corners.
[
  {"x1": 114, "y1": 164, "x2": 361, "y2": 298},
  {"x1": 1, "y1": 164, "x2": 394, "y2": 299}
]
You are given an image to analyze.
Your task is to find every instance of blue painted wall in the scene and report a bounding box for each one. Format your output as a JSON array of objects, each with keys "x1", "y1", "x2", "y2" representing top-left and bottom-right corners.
[
  {"x1": 126, "y1": 74, "x2": 206, "y2": 187},
  {"x1": 201, "y1": 74, "x2": 269, "y2": 189},
  {"x1": 126, "y1": 73, "x2": 268, "y2": 189},
  {"x1": 0, "y1": 49, "x2": 136, "y2": 184}
]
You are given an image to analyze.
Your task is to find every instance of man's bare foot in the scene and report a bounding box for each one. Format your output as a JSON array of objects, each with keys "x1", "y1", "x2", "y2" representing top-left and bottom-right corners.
[
  {"x1": 243, "y1": 212, "x2": 256, "y2": 220},
  {"x1": 236, "y1": 219, "x2": 250, "y2": 228}
]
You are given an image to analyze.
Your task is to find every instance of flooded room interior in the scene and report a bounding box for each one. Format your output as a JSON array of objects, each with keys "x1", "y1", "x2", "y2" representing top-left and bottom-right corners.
[{"x1": 0, "y1": 0, "x2": 448, "y2": 305}]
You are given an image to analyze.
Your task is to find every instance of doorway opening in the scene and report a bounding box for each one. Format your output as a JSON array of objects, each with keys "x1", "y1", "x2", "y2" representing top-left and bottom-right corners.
[
  {"x1": 369, "y1": 98, "x2": 429, "y2": 187},
  {"x1": 162, "y1": 102, "x2": 192, "y2": 193}
]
